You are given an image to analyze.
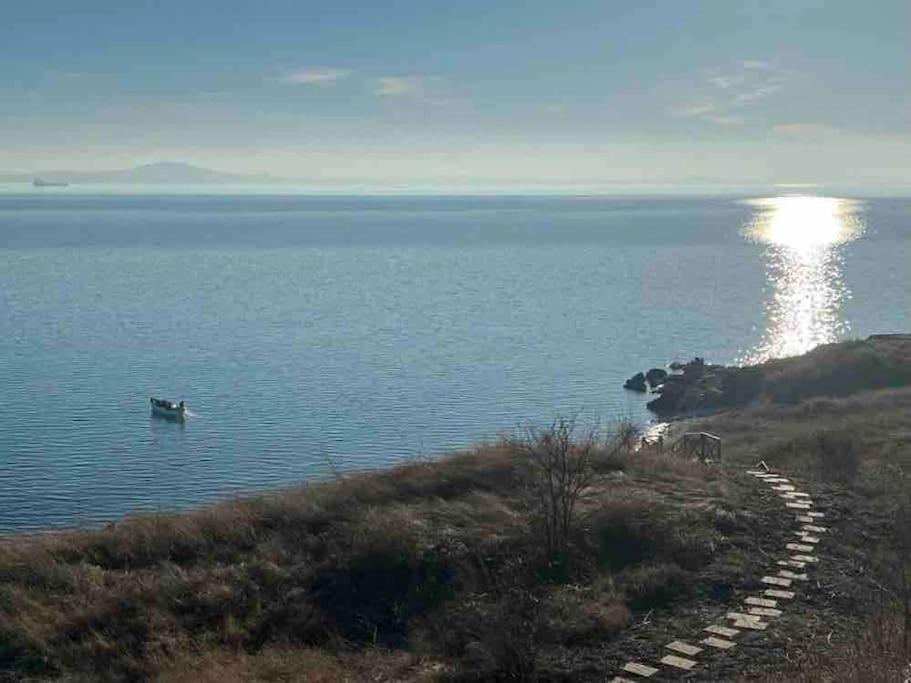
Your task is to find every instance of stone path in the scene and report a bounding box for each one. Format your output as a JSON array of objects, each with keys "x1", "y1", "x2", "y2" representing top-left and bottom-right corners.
[{"x1": 609, "y1": 467, "x2": 828, "y2": 681}]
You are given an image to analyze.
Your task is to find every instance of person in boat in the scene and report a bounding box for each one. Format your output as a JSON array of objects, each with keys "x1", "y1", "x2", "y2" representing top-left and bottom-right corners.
[{"x1": 179, "y1": 401, "x2": 185, "y2": 411}]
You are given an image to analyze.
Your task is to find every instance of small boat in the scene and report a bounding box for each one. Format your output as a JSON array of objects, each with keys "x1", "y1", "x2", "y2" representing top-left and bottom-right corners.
[
  {"x1": 33, "y1": 177, "x2": 69, "y2": 187},
  {"x1": 150, "y1": 397, "x2": 187, "y2": 419}
]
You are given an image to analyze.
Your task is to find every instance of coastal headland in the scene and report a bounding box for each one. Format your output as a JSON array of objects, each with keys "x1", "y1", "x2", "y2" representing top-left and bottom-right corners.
[{"x1": 0, "y1": 335, "x2": 910, "y2": 681}]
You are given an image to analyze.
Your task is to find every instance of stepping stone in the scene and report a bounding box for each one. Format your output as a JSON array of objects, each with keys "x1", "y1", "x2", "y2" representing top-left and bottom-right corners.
[
  {"x1": 767, "y1": 478, "x2": 790, "y2": 484},
  {"x1": 802, "y1": 525, "x2": 828, "y2": 533},
  {"x1": 796, "y1": 515, "x2": 816, "y2": 523},
  {"x1": 745, "y1": 596, "x2": 777, "y2": 607},
  {"x1": 611, "y1": 678, "x2": 637, "y2": 683},
  {"x1": 787, "y1": 543, "x2": 814, "y2": 553},
  {"x1": 747, "y1": 470, "x2": 770, "y2": 475},
  {"x1": 799, "y1": 535, "x2": 821, "y2": 544},
  {"x1": 785, "y1": 491, "x2": 810, "y2": 498},
  {"x1": 779, "y1": 570, "x2": 808, "y2": 581},
  {"x1": 666, "y1": 640, "x2": 703, "y2": 656},
  {"x1": 793, "y1": 554, "x2": 819, "y2": 563},
  {"x1": 701, "y1": 636, "x2": 736, "y2": 650},
  {"x1": 749, "y1": 606, "x2": 783, "y2": 617},
  {"x1": 786, "y1": 502, "x2": 812, "y2": 509},
  {"x1": 765, "y1": 589, "x2": 795, "y2": 599},
  {"x1": 726, "y1": 611, "x2": 760, "y2": 622},
  {"x1": 773, "y1": 485, "x2": 796, "y2": 491},
  {"x1": 778, "y1": 559, "x2": 807, "y2": 569},
  {"x1": 762, "y1": 575, "x2": 792, "y2": 587},
  {"x1": 807, "y1": 511, "x2": 825, "y2": 518},
  {"x1": 622, "y1": 662, "x2": 658, "y2": 677},
  {"x1": 660, "y1": 654, "x2": 697, "y2": 671},
  {"x1": 704, "y1": 624, "x2": 739, "y2": 638},
  {"x1": 733, "y1": 619, "x2": 769, "y2": 630}
]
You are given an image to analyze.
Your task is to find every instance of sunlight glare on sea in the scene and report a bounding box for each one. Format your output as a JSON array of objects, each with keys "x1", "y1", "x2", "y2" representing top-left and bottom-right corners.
[{"x1": 741, "y1": 196, "x2": 865, "y2": 363}]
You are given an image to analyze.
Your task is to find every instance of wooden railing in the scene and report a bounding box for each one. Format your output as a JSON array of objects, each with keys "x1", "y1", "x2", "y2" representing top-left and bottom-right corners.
[{"x1": 672, "y1": 432, "x2": 722, "y2": 462}]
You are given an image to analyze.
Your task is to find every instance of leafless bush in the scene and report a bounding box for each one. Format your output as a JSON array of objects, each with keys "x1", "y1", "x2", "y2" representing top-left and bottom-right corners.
[{"x1": 522, "y1": 417, "x2": 598, "y2": 559}]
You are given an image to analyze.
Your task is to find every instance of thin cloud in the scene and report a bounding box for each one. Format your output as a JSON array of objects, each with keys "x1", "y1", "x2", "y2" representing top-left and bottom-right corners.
[
  {"x1": 773, "y1": 123, "x2": 837, "y2": 138},
  {"x1": 671, "y1": 60, "x2": 784, "y2": 125},
  {"x1": 375, "y1": 77, "x2": 423, "y2": 96},
  {"x1": 281, "y1": 67, "x2": 350, "y2": 85}
]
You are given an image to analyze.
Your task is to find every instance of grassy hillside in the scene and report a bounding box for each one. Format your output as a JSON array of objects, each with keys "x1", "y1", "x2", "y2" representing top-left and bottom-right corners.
[{"x1": 0, "y1": 335, "x2": 910, "y2": 681}]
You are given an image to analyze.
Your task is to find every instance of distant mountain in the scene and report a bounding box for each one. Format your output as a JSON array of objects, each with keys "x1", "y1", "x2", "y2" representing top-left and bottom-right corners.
[{"x1": 0, "y1": 162, "x2": 289, "y2": 185}]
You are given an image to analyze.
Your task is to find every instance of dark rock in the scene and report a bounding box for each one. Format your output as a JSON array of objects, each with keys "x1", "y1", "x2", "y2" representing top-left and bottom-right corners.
[
  {"x1": 645, "y1": 368, "x2": 668, "y2": 387},
  {"x1": 669, "y1": 361, "x2": 687, "y2": 371},
  {"x1": 623, "y1": 372, "x2": 647, "y2": 392},
  {"x1": 682, "y1": 357, "x2": 706, "y2": 380},
  {"x1": 647, "y1": 391, "x2": 681, "y2": 415}
]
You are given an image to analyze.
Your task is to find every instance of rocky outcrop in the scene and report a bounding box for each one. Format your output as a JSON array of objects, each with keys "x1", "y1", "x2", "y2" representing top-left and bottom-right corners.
[
  {"x1": 645, "y1": 368, "x2": 668, "y2": 387},
  {"x1": 624, "y1": 372, "x2": 647, "y2": 392},
  {"x1": 630, "y1": 357, "x2": 766, "y2": 417}
]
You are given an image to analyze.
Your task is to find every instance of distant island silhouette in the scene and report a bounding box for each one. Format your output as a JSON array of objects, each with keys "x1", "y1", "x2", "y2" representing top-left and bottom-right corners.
[{"x1": 1, "y1": 162, "x2": 288, "y2": 185}]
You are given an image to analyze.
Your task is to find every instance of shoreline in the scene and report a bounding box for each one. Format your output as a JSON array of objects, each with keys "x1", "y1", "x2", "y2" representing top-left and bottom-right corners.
[{"x1": 0, "y1": 334, "x2": 908, "y2": 680}]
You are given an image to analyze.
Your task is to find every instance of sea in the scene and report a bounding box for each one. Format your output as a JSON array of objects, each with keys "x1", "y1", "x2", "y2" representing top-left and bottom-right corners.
[{"x1": 0, "y1": 188, "x2": 908, "y2": 532}]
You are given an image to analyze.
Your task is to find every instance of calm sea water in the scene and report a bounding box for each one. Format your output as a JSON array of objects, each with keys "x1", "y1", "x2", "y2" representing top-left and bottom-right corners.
[{"x1": 0, "y1": 191, "x2": 908, "y2": 532}]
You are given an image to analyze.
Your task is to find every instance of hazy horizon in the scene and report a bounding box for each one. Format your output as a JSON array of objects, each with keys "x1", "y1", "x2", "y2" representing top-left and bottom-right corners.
[{"x1": 3, "y1": 1, "x2": 909, "y2": 193}]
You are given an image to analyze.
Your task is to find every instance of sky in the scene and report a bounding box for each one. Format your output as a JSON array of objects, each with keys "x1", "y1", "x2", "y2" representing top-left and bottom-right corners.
[{"x1": 1, "y1": 0, "x2": 909, "y2": 192}]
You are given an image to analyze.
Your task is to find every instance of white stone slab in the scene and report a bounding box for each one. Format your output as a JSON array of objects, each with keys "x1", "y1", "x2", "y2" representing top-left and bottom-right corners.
[
  {"x1": 773, "y1": 485, "x2": 796, "y2": 491},
  {"x1": 792, "y1": 554, "x2": 818, "y2": 563},
  {"x1": 779, "y1": 570, "x2": 808, "y2": 581},
  {"x1": 749, "y1": 606, "x2": 783, "y2": 617},
  {"x1": 726, "y1": 611, "x2": 760, "y2": 621},
  {"x1": 762, "y1": 575, "x2": 792, "y2": 587},
  {"x1": 802, "y1": 525, "x2": 828, "y2": 533},
  {"x1": 796, "y1": 515, "x2": 816, "y2": 523},
  {"x1": 704, "y1": 624, "x2": 739, "y2": 638},
  {"x1": 745, "y1": 596, "x2": 777, "y2": 607},
  {"x1": 787, "y1": 543, "x2": 814, "y2": 552},
  {"x1": 785, "y1": 491, "x2": 810, "y2": 498},
  {"x1": 622, "y1": 662, "x2": 658, "y2": 677},
  {"x1": 701, "y1": 636, "x2": 736, "y2": 650},
  {"x1": 799, "y1": 535, "x2": 820, "y2": 544},
  {"x1": 660, "y1": 654, "x2": 697, "y2": 670},
  {"x1": 610, "y1": 678, "x2": 637, "y2": 683},
  {"x1": 765, "y1": 589, "x2": 795, "y2": 599},
  {"x1": 807, "y1": 511, "x2": 825, "y2": 518},
  {"x1": 733, "y1": 619, "x2": 768, "y2": 630},
  {"x1": 666, "y1": 640, "x2": 703, "y2": 656},
  {"x1": 778, "y1": 559, "x2": 807, "y2": 569},
  {"x1": 786, "y1": 502, "x2": 812, "y2": 509}
]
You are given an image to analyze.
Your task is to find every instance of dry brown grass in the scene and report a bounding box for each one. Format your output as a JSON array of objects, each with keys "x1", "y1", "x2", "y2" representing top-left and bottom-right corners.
[
  {"x1": 3, "y1": 336, "x2": 908, "y2": 680},
  {"x1": 0, "y1": 430, "x2": 730, "y2": 681}
]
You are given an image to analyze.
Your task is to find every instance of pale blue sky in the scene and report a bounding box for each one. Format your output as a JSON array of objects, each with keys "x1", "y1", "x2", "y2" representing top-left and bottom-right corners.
[{"x1": 2, "y1": 1, "x2": 909, "y2": 190}]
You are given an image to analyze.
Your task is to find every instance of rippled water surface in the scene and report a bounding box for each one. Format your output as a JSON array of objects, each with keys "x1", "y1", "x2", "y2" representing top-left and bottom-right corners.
[{"x1": 0, "y1": 193, "x2": 908, "y2": 531}]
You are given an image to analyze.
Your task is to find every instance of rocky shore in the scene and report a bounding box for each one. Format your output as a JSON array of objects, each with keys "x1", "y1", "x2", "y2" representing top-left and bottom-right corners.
[{"x1": 625, "y1": 357, "x2": 764, "y2": 417}]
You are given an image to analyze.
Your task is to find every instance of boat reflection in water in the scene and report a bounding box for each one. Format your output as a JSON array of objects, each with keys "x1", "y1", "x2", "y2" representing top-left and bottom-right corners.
[{"x1": 742, "y1": 196, "x2": 865, "y2": 364}]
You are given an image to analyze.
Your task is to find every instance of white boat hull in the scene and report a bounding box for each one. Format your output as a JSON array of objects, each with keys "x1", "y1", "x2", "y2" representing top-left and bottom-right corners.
[{"x1": 150, "y1": 398, "x2": 187, "y2": 419}]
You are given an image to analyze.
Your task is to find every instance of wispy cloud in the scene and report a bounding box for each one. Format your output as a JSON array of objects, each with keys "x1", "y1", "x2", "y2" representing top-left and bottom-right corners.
[
  {"x1": 281, "y1": 67, "x2": 350, "y2": 85},
  {"x1": 772, "y1": 122, "x2": 837, "y2": 138},
  {"x1": 670, "y1": 60, "x2": 784, "y2": 126},
  {"x1": 375, "y1": 77, "x2": 423, "y2": 96}
]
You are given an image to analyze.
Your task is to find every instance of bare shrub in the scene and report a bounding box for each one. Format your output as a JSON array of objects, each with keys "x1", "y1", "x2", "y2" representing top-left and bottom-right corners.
[{"x1": 522, "y1": 417, "x2": 598, "y2": 559}]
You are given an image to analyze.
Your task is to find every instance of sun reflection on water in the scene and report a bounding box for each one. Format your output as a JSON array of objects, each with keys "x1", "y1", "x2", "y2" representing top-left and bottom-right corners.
[{"x1": 741, "y1": 196, "x2": 865, "y2": 364}]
